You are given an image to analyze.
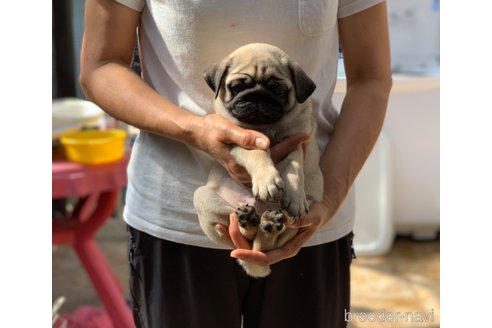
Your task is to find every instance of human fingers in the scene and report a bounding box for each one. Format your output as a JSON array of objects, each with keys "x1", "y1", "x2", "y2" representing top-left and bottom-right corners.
[
  {"x1": 230, "y1": 248, "x2": 270, "y2": 265},
  {"x1": 206, "y1": 114, "x2": 269, "y2": 150},
  {"x1": 270, "y1": 133, "x2": 309, "y2": 164},
  {"x1": 199, "y1": 114, "x2": 265, "y2": 183},
  {"x1": 228, "y1": 213, "x2": 251, "y2": 249},
  {"x1": 196, "y1": 114, "x2": 269, "y2": 158},
  {"x1": 215, "y1": 224, "x2": 234, "y2": 247},
  {"x1": 231, "y1": 228, "x2": 315, "y2": 265},
  {"x1": 226, "y1": 127, "x2": 270, "y2": 150},
  {"x1": 285, "y1": 202, "x2": 333, "y2": 229},
  {"x1": 285, "y1": 215, "x2": 316, "y2": 229},
  {"x1": 224, "y1": 162, "x2": 252, "y2": 185},
  {"x1": 301, "y1": 139, "x2": 309, "y2": 160},
  {"x1": 261, "y1": 229, "x2": 315, "y2": 264}
]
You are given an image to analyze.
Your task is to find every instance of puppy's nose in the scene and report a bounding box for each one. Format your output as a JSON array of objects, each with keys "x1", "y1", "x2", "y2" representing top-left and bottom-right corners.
[{"x1": 239, "y1": 84, "x2": 270, "y2": 98}]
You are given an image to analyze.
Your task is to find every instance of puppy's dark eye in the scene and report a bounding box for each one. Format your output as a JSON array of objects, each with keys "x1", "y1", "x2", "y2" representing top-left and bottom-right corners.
[
  {"x1": 229, "y1": 79, "x2": 252, "y2": 96},
  {"x1": 265, "y1": 79, "x2": 287, "y2": 96}
]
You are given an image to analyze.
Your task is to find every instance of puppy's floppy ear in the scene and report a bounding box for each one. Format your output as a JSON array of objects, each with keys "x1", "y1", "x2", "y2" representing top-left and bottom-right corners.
[
  {"x1": 288, "y1": 60, "x2": 316, "y2": 104},
  {"x1": 203, "y1": 61, "x2": 230, "y2": 99}
]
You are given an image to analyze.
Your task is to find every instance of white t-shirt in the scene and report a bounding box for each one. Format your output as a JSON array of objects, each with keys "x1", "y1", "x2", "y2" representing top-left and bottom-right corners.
[{"x1": 117, "y1": 0, "x2": 384, "y2": 249}]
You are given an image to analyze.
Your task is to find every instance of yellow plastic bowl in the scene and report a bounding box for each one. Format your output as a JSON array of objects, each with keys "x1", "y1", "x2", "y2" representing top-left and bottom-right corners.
[{"x1": 60, "y1": 129, "x2": 127, "y2": 165}]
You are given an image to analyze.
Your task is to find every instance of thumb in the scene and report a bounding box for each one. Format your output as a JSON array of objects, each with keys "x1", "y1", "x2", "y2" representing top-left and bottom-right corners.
[
  {"x1": 286, "y1": 216, "x2": 314, "y2": 229},
  {"x1": 226, "y1": 126, "x2": 270, "y2": 150},
  {"x1": 285, "y1": 209, "x2": 316, "y2": 229}
]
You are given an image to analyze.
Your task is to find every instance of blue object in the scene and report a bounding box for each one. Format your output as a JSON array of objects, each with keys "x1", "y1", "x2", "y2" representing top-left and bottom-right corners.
[{"x1": 432, "y1": 0, "x2": 440, "y2": 12}]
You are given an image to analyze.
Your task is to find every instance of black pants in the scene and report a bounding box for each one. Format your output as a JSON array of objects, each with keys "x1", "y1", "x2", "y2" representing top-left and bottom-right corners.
[{"x1": 127, "y1": 225, "x2": 355, "y2": 328}]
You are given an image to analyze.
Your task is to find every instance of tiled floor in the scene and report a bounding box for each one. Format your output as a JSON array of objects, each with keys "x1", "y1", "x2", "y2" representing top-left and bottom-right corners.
[
  {"x1": 52, "y1": 218, "x2": 440, "y2": 328},
  {"x1": 348, "y1": 236, "x2": 440, "y2": 328}
]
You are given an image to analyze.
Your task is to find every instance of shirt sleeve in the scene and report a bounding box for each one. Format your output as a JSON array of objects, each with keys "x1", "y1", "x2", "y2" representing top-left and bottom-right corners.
[
  {"x1": 114, "y1": 0, "x2": 145, "y2": 12},
  {"x1": 338, "y1": 0, "x2": 385, "y2": 18}
]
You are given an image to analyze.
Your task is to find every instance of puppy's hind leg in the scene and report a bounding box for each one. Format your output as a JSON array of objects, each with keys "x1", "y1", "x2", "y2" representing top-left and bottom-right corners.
[
  {"x1": 239, "y1": 210, "x2": 297, "y2": 278},
  {"x1": 255, "y1": 210, "x2": 298, "y2": 250},
  {"x1": 193, "y1": 184, "x2": 236, "y2": 247}
]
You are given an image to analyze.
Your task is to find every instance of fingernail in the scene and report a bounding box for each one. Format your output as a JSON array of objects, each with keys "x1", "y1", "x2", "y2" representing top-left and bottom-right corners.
[{"x1": 255, "y1": 138, "x2": 268, "y2": 149}]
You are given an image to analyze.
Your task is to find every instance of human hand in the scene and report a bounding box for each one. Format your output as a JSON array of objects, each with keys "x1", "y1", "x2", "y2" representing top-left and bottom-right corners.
[
  {"x1": 190, "y1": 114, "x2": 270, "y2": 184},
  {"x1": 217, "y1": 202, "x2": 335, "y2": 266},
  {"x1": 270, "y1": 133, "x2": 309, "y2": 163},
  {"x1": 191, "y1": 114, "x2": 309, "y2": 184}
]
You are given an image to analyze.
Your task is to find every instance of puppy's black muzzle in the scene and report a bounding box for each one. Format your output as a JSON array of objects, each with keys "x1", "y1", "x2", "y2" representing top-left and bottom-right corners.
[{"x1": 228, "y1": 89, "x2": 285, "y2": 125}]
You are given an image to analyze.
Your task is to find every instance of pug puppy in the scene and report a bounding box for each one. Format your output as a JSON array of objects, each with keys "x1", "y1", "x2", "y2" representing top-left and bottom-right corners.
[{"x1": 193, "y1": 43, "x2": 323, "y2": 277}]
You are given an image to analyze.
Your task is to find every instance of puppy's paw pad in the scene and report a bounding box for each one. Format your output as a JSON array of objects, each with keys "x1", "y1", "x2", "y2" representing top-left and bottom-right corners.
[
  {"x1": 260, "y1": 221, "x2": 274, "y2": 233},
  {"x1": 236, "y1": 205, "x2": 260, "y2": 227},
  {"x1": 260, "y1": 210, "x2": 286, "y2": 233}
]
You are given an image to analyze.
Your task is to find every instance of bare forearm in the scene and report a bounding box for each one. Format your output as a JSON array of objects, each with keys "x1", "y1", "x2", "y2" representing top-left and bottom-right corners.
[
  {"x1": 80, "y1": 62, "x2": 198, "y2": 143},
  {"x1": 320, "y1": 78, "x2": 391, "y2": 212},
  {"x1": 320, "y1": 1, "x2": 392, "y2": 215},
  {"x1": 79, "y1": 0, "x2": 201, "y2": 143}
]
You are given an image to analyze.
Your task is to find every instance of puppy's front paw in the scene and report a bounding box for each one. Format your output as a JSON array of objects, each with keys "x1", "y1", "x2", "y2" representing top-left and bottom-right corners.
[
  {"x1": 252, "y1": 169, "x2": 284, "y2": 202},
  {"x1": 281, "y1": 191, "x2": 309, "y2": 219}
]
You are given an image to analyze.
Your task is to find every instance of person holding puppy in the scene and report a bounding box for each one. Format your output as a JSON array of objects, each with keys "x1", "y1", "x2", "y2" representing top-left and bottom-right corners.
[{"x1": 80, "y1": 0, "x2": 392, "y2": 327}]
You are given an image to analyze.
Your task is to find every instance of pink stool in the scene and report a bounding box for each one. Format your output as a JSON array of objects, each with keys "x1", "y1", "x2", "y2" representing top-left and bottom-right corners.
[{"x1": 52, "y1": 154, "x2": 134, "y2": 328}]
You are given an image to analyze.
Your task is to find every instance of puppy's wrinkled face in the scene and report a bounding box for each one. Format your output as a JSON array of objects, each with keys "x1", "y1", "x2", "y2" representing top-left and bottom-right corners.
[
  {"x1": 204, "y1": 43, "x2": 316, "y2": 125},
  {"x1": 223, "y1": 65, "x2": 292, "y2": 124}
]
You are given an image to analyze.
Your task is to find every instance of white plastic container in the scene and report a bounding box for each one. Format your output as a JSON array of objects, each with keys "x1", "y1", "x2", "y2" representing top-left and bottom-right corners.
[
  {"x1": 352, "y1": 132, "x2": 395, "y2": 255},
  {"x1": 383, "y1": 74, "x2": 440, "y2": 240},
  {"x1": 333, "y1": 69, "x2": 395, "y2": 256},
  {"x1": 52, "y1": 98, "x2": 104, "y2": 139}
]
